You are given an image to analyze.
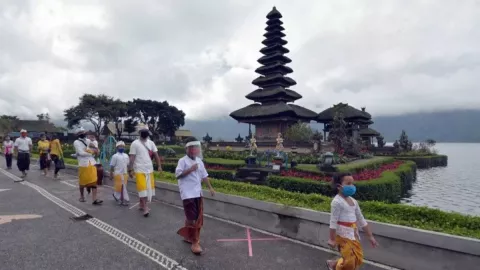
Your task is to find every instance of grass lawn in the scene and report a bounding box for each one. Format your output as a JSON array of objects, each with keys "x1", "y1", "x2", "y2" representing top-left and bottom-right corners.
[{"x1": 295, "y1": 164, "x2": 319, "y2": 172}]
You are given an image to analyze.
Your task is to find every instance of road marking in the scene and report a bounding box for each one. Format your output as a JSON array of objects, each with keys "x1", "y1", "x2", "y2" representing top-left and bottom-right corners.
[
  {"x1": 129, "y1": 202, "x2": 140, "y2": 209},
  {"x1": 60, "y1": 181, "x2": 77, "y2": 188},
  {"x1": 0, "y1": 189, "x2": 11, "y2": 193},
  {"x1": 0, "y1": 168, "x2": 187, "y2": 270},
  {"x1": 0, "y1": 214, "x2": 42, "y2": 225},
  {"x1": 217, "y1": 227, "x2": 282, "y2": 257}
]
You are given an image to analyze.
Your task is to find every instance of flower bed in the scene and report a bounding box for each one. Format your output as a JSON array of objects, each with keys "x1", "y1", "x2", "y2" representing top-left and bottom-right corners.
[
  {"x1": 268, "y1": 161, "x2": 416, "y2": 203},
  {"x1": 154, "y1": 171, "x2": 480, "y2": 239}
]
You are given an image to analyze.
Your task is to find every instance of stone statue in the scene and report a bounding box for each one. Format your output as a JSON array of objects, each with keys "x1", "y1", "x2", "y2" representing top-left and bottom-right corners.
[
  {"x1": 275, "y1": 133, "x2": 284, "y2": 152},
  {"x1": 249, "y1": 134, "x2": 257, "y2": 155}
]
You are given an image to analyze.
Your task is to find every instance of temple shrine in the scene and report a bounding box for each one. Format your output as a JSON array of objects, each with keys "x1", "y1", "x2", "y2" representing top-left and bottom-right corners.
[{"x1": 229, "y1": 7, "x2": 317, "y2": 142}]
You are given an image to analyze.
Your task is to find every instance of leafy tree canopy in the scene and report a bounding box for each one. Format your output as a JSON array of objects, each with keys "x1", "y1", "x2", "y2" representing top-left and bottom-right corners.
[{"x1": 285, "y1": 121, "x2": 314, "y2": 143}]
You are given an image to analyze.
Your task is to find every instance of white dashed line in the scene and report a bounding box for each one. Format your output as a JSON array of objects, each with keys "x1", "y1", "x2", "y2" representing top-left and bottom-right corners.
[{"x1": 0, "y1": 168, "x2": 187, "y2": 270}]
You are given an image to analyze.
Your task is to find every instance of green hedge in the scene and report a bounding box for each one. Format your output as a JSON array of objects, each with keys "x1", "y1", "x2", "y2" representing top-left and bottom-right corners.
[
  {"x1": 266, "y1": 161, "x2": 417, "y2": 203},
  {"x1": 154, "y1": 171, "x2": 480, "y2": 239},
  {"x1": 395, "y1": 155, "x2": 448, "y2": 169}
]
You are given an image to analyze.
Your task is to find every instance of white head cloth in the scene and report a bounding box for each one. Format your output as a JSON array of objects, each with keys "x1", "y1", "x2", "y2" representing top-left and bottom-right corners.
[
  {"x1": 185, "y1": 141, "x2": 201, "y2": 147},
  {"x1": 75, "y1": 127, "x2": 86, "y2": 134},
  {"x1": 116, "y1": 141, "x2": 125, "y2": 147},
  {"x1": 20, "y1": 129, "x2": 27, "y2": 133}
]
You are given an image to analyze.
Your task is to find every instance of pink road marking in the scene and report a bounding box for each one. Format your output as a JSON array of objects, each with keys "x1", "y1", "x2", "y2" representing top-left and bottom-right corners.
[
  {"x1": 247, "y1": 227, "x2": 253, "y2": 257},
  {"x1": 217, "y1": 238, "x2": 282, "y2": 242},
  {"x1": 215, "y1": 227, "x2": 284, "y2": 257}
]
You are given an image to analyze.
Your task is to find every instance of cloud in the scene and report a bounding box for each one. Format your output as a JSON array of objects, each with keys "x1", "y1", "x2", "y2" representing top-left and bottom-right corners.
[{"x1": 1, "y1": 0, "x2": 479, "y2": 122}]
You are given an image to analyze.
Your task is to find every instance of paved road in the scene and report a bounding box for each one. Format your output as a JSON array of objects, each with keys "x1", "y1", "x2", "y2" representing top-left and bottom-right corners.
[{"x1": 0, "y1": 159, "x2": 390, "y2": 270}]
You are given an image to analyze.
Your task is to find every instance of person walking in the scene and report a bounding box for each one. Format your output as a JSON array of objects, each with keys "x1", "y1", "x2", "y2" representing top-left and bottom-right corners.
[
  {"x1": 110, "y1": 141, "x2": 130, "y2": 206},
  {"x1": 73, "y1": 127, "x2": 103, "y2": 205},
  {"x1": 88, "y1": 133, "x2": 104, "y2": 186},
  {"x1": 128, "y1": 126, "x2": 162, "y2": 217},
  {"x1": 13, "y1": 129, "x2": 32, "y2": 180},
  {"x1": 38, "y1": 134, "x2": 50, "y2": 176},
  {"x1": 2, "y1": 136, "x2": 14, "y2": 169},
  {"x1": 326, "y1": 173, "x2": 379, "y2": 270},
  {"x1": 49, "y1": 134, "x2": 64, "y2": 179},
  {"x1": 175, "y1": 137, "x2": 215, "y2": 255}
]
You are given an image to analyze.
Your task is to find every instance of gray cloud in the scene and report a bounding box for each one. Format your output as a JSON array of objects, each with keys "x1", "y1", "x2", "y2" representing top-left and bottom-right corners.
[{"x1": 1, "y1": 0, "x2": 479, "y2": 122}]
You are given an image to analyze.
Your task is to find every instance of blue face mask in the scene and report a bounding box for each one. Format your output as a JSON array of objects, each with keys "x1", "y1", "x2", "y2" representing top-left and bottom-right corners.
[
  {"x1": 342, "y1": 185, "x2": 356, "y2": 197},
  {"x1": 118, "y1": 148, "x2": 125, "y2": 153}
]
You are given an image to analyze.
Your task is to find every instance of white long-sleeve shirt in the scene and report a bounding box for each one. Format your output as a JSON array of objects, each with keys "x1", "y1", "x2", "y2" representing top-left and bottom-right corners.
[
  {"x1": 73, "y1": 138, "x2": 96, "y2": 167},
  {"x1": 329, "y1": 195, "x2": 368, "y2": 240}
]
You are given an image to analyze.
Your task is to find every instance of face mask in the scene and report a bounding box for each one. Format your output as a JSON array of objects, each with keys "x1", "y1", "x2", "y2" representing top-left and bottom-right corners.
[
  {"x1": 140, "y1": 131, "x2": 149, "y2": 139},
  {"x1": 342, "y1": 185, "x2": 356, "y2": 197},
  {"x1": 118, "y1": 148, "x2": 125, "y2": 153},
  {"x1": 78, "y1": 134, "x2": 86, "y2": 139}
]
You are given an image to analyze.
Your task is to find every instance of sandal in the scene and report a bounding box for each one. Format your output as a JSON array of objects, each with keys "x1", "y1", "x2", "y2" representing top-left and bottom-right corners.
[
  {"x1": 325, "y1": 260, "x2": 334, "y2": 270},
  {"x1": 92, "y1": 200, "x2": 103, "y2": 205},
  {"x1": 79, "y1": 197, "x2": 86, "y2": 202}
]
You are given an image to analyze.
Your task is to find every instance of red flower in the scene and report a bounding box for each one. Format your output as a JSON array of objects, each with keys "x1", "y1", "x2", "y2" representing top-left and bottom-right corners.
[{"x1": 284, "y1": 161, "x2": 404, "y2": 182}]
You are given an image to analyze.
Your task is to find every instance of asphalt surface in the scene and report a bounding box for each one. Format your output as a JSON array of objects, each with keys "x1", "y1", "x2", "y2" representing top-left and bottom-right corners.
[{"x1": 0, "y1": 158, "x2": 387, "y2": 270}]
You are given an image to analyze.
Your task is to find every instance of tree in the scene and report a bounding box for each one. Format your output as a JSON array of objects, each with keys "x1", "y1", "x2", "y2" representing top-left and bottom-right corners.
[
  {"x1": 64, "y1": 94, "x2": 117, "y2": 137},
  {"x1": 399, "y1": 130, "x2": 411, "y2": 151},
  {"x1": 37, "y1": 113, "x2": 45, "y2": 121},
  {"x1": 376, "y1": 135, "x2": 386, "y2": 147},
  {"x1": 329, "y1": 104, "x2": 348, "y2": 153},
  {"x1": 124, "y1": 118, "x2": 138, "y2": 134},
  {"x1": 126, "y1": 99, "x2": 185, "y2": 140},
  {"x1": 235, "y1": 133, "x2": 243, "y2": 142},
  {"x1": 0, "y1": 115, "x2": 18, "y2": 120},
  {"x1": 108, "y1": 100, "x2": 128, "y2": 139},
  {"x1": 285, "y1": 121, "x2": 314, "y2": 144}
]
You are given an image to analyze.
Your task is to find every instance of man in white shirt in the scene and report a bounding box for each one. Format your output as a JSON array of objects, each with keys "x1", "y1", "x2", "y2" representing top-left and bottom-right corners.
[
  {"x1": 13, "y1": 129, "x2": 32, "y2": 180},
  {"x1": 175, "y1": 137, "x2": 215, "y2": 255},
  {"x1": 128, "y1": 126, "x2": 162, "y2": 217},
  {"x1": 110, "y1": 141, "x2": 130, "y2": 206},
  {"x1": 73, "y1": 127, "x2": 103, "y2": 205}
]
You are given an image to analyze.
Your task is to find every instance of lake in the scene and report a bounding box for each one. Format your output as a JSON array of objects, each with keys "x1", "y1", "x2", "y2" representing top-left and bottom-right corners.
[{"x1": 401, "y1": 143, "x2": 480, "y2": 216}]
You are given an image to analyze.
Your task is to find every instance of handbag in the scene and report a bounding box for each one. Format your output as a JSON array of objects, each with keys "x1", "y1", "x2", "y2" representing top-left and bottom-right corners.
[{"x1": 56, "y1": 158, "x2": 66, "y2": 170}]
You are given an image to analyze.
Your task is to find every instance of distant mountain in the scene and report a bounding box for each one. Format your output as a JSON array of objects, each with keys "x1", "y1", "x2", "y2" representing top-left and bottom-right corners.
[{"x1": 184, "y1": 110, "x2": 480, "y2": 143}]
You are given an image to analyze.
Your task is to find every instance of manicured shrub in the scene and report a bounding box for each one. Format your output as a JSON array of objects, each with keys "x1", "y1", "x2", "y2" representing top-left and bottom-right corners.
[{"x1": 267, "y1": 161, "x2": 416, "y2": 203}]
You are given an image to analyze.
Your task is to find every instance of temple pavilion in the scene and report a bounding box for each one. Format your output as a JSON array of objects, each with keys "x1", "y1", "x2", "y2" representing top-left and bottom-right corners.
[
  {"x1": 317, "y1": 103, "x2": 381, "y2": 145},
  {"x1": 229, "y1": 7, "x2": 317, "y2": 142}
]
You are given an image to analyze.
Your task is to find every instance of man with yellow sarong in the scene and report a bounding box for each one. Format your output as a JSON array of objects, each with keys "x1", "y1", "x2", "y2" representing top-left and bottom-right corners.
[
  {"x1": 73, "y1": 127, "x2": 103, "y2": 205},
  {"x1": 128, "y1": 125, "x2": 162, "y2": 217}
]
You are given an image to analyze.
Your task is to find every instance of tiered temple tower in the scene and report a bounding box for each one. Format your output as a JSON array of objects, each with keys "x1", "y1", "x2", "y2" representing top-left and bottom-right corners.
[{"x1": 229, "y1": 7, "x2": 317, "y2": 141}]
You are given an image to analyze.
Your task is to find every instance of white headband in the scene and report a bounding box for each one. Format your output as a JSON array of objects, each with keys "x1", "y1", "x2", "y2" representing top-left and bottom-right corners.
[{"x1": 185, "y1": 141, "x2": 201, "y2": 147}]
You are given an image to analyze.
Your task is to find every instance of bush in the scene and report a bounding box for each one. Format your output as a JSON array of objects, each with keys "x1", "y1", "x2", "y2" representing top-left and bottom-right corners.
[
  {"x1": 155, "y1": 171, "x2": 480, "y2": 239},
  {"x1": 395, "y1": 155, "x2": 447, "y2": 169},
  {"x1": 267, "y1": 161, "x2": 416, "y2": 203}
]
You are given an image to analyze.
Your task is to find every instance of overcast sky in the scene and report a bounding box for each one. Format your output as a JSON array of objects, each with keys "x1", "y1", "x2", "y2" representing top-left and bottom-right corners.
[{"x1": 1, "y1": 0, "x2": 479, "y2": 121}]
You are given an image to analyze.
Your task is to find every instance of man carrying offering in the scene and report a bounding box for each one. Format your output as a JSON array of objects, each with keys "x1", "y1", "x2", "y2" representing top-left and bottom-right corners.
[
  {"x1": 175, "y1": 137, "x2": 215, "y2": 255},
  {"x1": 73, "y1": 127, "x2": 103, "y2": 205},
  {"x1": 128, "y1": 125, "x2": 162, "y2": 217}
]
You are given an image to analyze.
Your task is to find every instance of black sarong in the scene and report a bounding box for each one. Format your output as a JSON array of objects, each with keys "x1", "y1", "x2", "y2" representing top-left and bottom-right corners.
[
  {"x1": 39, "y1": 153, "x2": 49, "y2": 170},
  {"x1": 182, "y1": 197, "x2": 202, "y2": 221},
  {"x1": 17, "y1": 152, "x2": 30, "y2": 172}
]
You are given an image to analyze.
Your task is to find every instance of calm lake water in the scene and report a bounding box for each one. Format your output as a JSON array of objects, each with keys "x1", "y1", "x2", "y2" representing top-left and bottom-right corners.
[{"x1": 401, "y1": 143, "x2": 480, "y2": 216}]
